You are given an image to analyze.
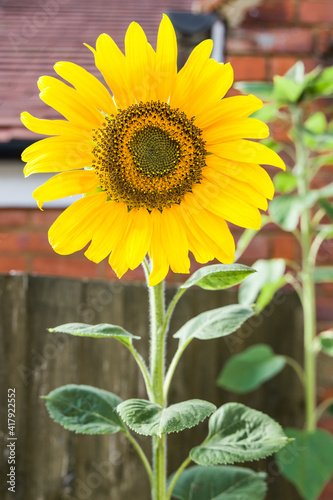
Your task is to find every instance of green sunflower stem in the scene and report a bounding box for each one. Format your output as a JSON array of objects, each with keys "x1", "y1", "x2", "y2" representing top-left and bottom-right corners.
[
  {"x1": 292, "y1": 106, "x2": 317, "y2": 432},
  {"x1": 148, "y1": 278, "x2": 167, "y2": 500}
]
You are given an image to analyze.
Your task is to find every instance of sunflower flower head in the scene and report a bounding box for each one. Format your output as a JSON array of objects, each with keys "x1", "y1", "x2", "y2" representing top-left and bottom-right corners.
[{"x1": 21, "y1": 15, "x2": 285, "y2": 285}]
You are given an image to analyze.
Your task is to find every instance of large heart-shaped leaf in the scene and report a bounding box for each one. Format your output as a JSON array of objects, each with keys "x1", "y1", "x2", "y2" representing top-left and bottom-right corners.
[
  {"x1": 217, "y1": 344, "x2": 286, "y2": 393},
  {"x1": 43, "y1": 384, "x2": 125, "y2": 434},
  {"x1": 190, "y1": 403, "x2": 288, "y2": 465},
  {"x1": 49, "y1": 322, "x2": 140, "y2": 346},
  {"x1": 275, "y1": 428, "x2": 333, "y2": 500},
  {"x1": 173, "y1": 305, "x2": 254, "y2": 348},
  {"x1": 170, "y1": 465, "x2": 267, "y2": 500},
  {"x1": 117, "y1": 399, "x2": 216, "y2": 436},
  {"x1": 180, "y1": 264, "x2": 255, "y2": 291}
]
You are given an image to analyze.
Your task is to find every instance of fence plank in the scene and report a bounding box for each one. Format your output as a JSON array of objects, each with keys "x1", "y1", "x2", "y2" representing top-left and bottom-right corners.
[{"x1": 0, "y1": 274, "x2": 303, "y2": 500}]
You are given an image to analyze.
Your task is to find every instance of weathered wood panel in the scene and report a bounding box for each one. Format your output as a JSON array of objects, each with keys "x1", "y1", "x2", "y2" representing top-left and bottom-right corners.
[{"x1": 0, "y1": 274, "x2": 303, "y2": 500}]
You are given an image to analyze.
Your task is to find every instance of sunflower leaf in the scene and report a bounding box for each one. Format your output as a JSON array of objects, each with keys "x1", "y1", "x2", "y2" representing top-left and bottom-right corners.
[
  {"x1": 180, "y1": 264, "x2": 255, "y2": 291},
  {"x1": 318, "y1": 330, "x2": 333, "y2": 356},
  {"x1": 190, "y1": 403, "x2": 288, "y2": 465},
  {"x1": 49, "y1": 322, "x2": 140, "y2": 346},
  {"x1": 170, "y1": 465, "x2": 267, "y2": 500},
  {"x1": 173, "y1": 305, "x2": 254, "y2": 348},
  {"x1": 275, "y1": 428, "x2": 333, "y2": 500},
  {"x1": 234, "y1": 81, "x2": 274, "y2": 100},
  {"x1": 43, "y1": 384, "x2": 125, "y2": 434},
  {"x1": 117, "y1": 399, "x2": 216, "y2": 436},
  {"x1": 217, "y1": 344, "x2": 286, "y2": 393},
  {"x1": 238, "y1": 259, "x2": 286, "y2": 312}
]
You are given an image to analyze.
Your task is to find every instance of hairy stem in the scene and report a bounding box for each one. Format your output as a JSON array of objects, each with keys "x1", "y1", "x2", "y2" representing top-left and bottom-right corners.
[
  {"x1": 149, "y1": 280, "x2": 167, "y2": 499},
  {"x1": 293, "y1": 106, "x2": 317, "y2": 431}
]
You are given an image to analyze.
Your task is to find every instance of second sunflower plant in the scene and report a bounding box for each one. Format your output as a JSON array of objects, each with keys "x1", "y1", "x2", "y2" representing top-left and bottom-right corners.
[{"x1": 22, "y1": 15, "x2": 288, "y2": 499}]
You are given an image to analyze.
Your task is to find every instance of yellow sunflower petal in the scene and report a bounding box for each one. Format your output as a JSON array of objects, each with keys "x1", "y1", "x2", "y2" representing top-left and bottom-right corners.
[
  {"x1": 54, "y1": 61, "x2": 117, "y2": 115},
  {"x1": 202, "y1": 166, "x2": 268, "y2": 211},
  {"x1": 85, "y1": 202, "x2": 128, "y2": 263},
  {"x1": 169, "y1": 39, "x2": 213, "y2": 111},
  {"x1": 209, "y1": 139, "x2": 286, "y2": 170},
  {"x1": 148, "y1": 209, "x2": 170, "y2": 286},
  {"x1": 204, "y1": 118, "x2": 269, "y2": 145},
  {"x1": 180, "y1": 201, "x2": 231, "y2": 264},
  {"x1": 182, "y1": 193, "x2": 235, "y2": 262},
  {"x1": 192, "y1": 180, "x2": 262, "y2": 229},
  {"x1": 20, "y1": 112, "x2": 81, "y2": 137},
  {"x1": 86, "y1": 34, "x2": 134, "y2": 108},
  {"x1": 161, "y1": 205, "x2": 190, "y2": 274},
  {"x1": 38, "y1": 76, "x2": 103, "y2": 129},
  {"x1": 155, "y1": 14, "x2": 178, "y2": 102},
  {"x1": 33, "y1": 170, "x2": 99, "y2": 209},
  {"x1": 48, "y1": 192, "x2": 107, "y2": 255},
  {"x1": 206, "y1": 155, "x2": 275, "y2": 200},
  {"x1": 125, "y1": 22, "x2": 156, "y2": 103},
  {"x1": 194, "y1": 94, "x2": 263, "y2": 129},
  {"x1": 184, "y1": 61, "x2": 234, "y2": 118},
  {"x1": 22, "y1": 137, "x2": 93, "y2": 176},
  {"x1": 125, "y1": 208, "x2": 153, "y2": 270}
]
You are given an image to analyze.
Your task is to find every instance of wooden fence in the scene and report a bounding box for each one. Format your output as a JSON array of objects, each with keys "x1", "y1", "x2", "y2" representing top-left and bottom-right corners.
[{"x1": 0, "y1": 273, "x2": 304, "y2": 500}]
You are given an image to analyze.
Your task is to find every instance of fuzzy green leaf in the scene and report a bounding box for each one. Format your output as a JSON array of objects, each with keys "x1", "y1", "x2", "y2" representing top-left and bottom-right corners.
[
  {"x1": 173, "y1": 305, "x2": 254, "y2": 348},
  {"x1": 276, "y1": 428, "x2": 333, "y2": 500},
  {"x1": 239, "y1": 259, "x2": 286, "y2": 311},
  {"x1": 234, "y1": 81, "x2": 274, "y2": 100},
  {"x1": 117, "y1": 399, "x2": 216, "y2": 436},
  {"x1": 190, "y1": 403, "x2": 288, "y2": 465},
  {"x1": 170, "y1": 465, "x2": 267, "y2": 500},
  {"x1": 319, "y1": 199, "x2": 333, "y2": 220},
  {"x1": 43, "y1": 384, "x2": 125, "y2": 434},
  {"x1": 305, "y1": 112, "x2": 327, "y2": 134},
  {"x1": 274, "y1": 75, "x2": 304, "y2": 103},
  {"x1": 217, "y1": 344, "x2": 286, "y2": 393},
  {"x1": 251, "y1": 103, "x2": 278, "y2": 122},
  {"x1": 269, "y1": 193, "x2": 317, "y2": 231},
  {"x1": 318, "y1": 330, "x2": 333, "y2": 356},
  {"x1": 274, "y1": 171, "x2": 298, "y2": 194},
  {"x1": 49, "y1": 322, "x2": 140, "y2": 346},
  {"x1": 180, "y1": 264, "x2": 255, "y2": 291}
]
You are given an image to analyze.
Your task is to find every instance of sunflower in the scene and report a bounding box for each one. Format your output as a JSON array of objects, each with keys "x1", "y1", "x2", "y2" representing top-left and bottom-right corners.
[{"x1": 21, "y1": 15, "x2": 284, "y2": 285}]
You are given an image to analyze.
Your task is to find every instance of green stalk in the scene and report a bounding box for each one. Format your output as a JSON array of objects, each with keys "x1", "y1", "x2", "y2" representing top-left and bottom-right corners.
[
  {"x1": 148, "y1": 279, "x2": 167, "y2": 500},
  {"x1": 293, "y1": 106, "x2": 317, "y2": 432}
]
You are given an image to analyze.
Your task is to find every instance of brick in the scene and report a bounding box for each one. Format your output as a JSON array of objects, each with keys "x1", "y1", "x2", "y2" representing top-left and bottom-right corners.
[
  {"x1": 227, "y1": 56, "x2": 266, "y2": 81},
  {"x1": 317, "y1": 239, "x2": 333, "y2": 265},
  {"x1": 319, "y1": 480, "x2": 333, "y2": 500},
  {"x1": 236, "y1": 234, "x2": 270, "y2": 262},
  {"x1": 317, "y1": 28, "x2": 333, "y2": 56},
  {"x1": 300, "y1": 1, "x2": 333, "y2": 24},
  {"x1": 244, "y1": 0, "x2": 296, "y2": 24},
  {"x1": 0, "y1": 209, "x2": 28, "y2": 227},
  {"x1": 33, "y1": 256, "x2": 99, "y2": 279},
  {"x1": 270, "y1": 57, "x2": 318, "y2": 78},
  {"x1": 0, "y1": 256, "x2": 26, "y2": 273},
  {"x1": 32, "y1": 208, "x2": 63, "y2": 228},
  {"x1": 227, "y1": 28, "x2": 314, "y2": 55},
  {"x1": 316, "y1": 296, "x2": 333, "y2": 321},
  {"x1": 0, "y1": 231, "x2": 52, "y2": 252},
  {"x1": 272, "y1": 235, "x2": 298, "y2": 260}
]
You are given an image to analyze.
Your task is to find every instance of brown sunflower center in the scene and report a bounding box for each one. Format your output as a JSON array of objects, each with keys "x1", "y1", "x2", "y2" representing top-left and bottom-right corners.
[
  {"x1": 92, "y1": 101, "x2": 206, "y2": 211},
  {"x1": 129, "y1": 126, "x2": 180, "y2": 178}
]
